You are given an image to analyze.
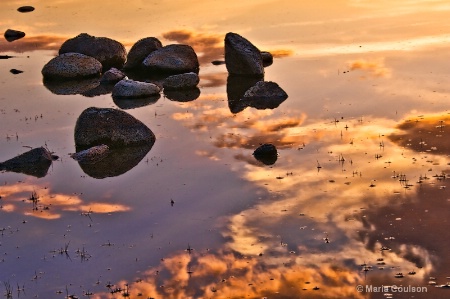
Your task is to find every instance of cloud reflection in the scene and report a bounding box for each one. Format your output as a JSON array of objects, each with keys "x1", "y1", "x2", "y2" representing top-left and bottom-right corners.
[
  {"x1": 0, "y1": 35, "x2": 67, "y2": 53},
  {"x1": 348, "y1": 58, "x2": 391, "y2": 78}
]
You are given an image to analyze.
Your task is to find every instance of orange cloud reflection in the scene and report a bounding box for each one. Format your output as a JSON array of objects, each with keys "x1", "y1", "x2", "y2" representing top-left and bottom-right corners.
[{"x1": 348, "y1": 58, "x2": 391, "y2": 78}]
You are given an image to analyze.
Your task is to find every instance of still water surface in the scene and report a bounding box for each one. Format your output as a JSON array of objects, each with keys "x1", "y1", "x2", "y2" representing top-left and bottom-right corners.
[{"x1": 0, "y1": 1, "x2": 449, "y2": 298}]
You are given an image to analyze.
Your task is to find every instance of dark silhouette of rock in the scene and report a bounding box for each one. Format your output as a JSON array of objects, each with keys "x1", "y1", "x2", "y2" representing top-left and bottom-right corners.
[
  {"x1": 261, "y1": 51, "x2": 273, "y2": 67},
  {"x1": 10, "y1": 69, "x2": 23, "y2": 74},
  {"x1": 4, "y1": 29, "x2": 25, "y2": 42},
  {"x1": 142, "y1": 44, "x2": 199, "y2": 74},
  {"x1": 74, "y1": 107, "x2": 155, "y2": 149},
  {"x1": 227, "y1": 75, "x2": 261, "y2": 113},
  {"x1": 242, "y1": 81, "x2": 288, "y2": 109},
  {"x1": 165, "y1": 88, "x2": 200, "y2": 102},
  {"x1": 0, "y1": 55, "x2": 15, "y2": 59},
  {"x1": 43, "y1": 77, "x2": 101, "y2": 95},
  {"x1": 0, "y1": 147, "x2": 57, "y2": 178},
  {"x1": 59, "y1": 33, "x2": 127, "y2": 70},
  {"x1": 101, "y1": 67, "x2": 126, "y2": 84},
  {"x1": 163, "y1": 72, "x2": 199, "y2": 90},
  {"x1": 112, "y1": 79, "x2": 160, "y2": 98},
  {"x1": 42, "y1": 53, "x2": 102, "y2": 79},
  {"x1": 17, "y1": 6, "x2": 35, "y2": 13},
  {"x1": 113, "y1": 95, "x2": 160, "y2": 110},
  {"x1": 76, "y1": 145, "x2": 153, "y2": 179},
  {"x1": 124, "y1": 37, "x2": 162, "y2": 70},
  {"x1": 253, "y1": 144, "x2": 277, "y2": 165},
  {"x1": 224, "y1": 32, "x2": 264, "y2": 76}
]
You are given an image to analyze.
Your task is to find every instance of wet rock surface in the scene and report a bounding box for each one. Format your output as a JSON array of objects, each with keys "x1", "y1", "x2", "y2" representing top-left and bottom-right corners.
[
  {"x1": 41, "y1": 53, "x2": 102, "y2": 79},
  {"x1": 225, "y1": 32, "x2": 264, "y2": 76},
  {"x1": 112, "y1": 79, "x2": 160, "y2": 98},
  {"x1": 163, "y1": 72, "x2": 199, "y2": 90},
  {"x1": 253, "y1": 144, "x2": 278, "y2": 165},
  {"x1": 59, "y1": 33, "x2": 127, "y2": 70},
  {"x1": 142, "y1": 44, "x2": 199, "y2": 74},
  {"x1": 74, "y1": 107, "x2": 156, "y2": 149},
  {"x1": 124, "y1": 37, "x2": 162, "y2": 70},
  {"x1": 4, "y1": 29, "x2": 26, "y2": 42},
  {"x1": 0, "y1": 147, "x2": 57, "y2": 178}
]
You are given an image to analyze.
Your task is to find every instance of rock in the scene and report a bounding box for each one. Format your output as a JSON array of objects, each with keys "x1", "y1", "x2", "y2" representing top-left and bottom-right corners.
[
  {"x1": 112, "y1": 79, "x2": 160, "y2": 98},
  {"x1": 59, "y1": 33, "x2": 127, "y2": 70},
  {"x1": 226, "y1": 75, "x2": 261, "y2": 113},
  {"x1": 81, "y1": 83, "x2": 114, "y2": 97},
  {"x1": 17, "y1": 6, "x2": 35, "y2": 13},
  {"x1": 253, "y1": 144, "x2": 278, "y2": 165},
  {"x1": 101, "y1": 67, "x2": 126, "y2": 84},
  {"x1": 4, "y1": 29, "x2": 25, "y2": 42},
  {"x1": 0, "y1": 147, "x2": 57, "y2": 178},
  {"x1": 242, "y1": 81, "x2": 288, "y2": 109},
  {"x1": 124, "y1": 37, "x2": 162, "y2": 70},
  {"x1": 224, "y1": 32, "x2": 264, "y2": 76},
  {"x1": 10, "y1": 69, "x2": 23, "y2": 75},
  {"x1": 74, "y1": 107, "x2": 156, "y2": 149},
  {"x1": 70, "y1": 145, "x2": 110, "y2": 164},
  {"x1": 142, "y1": 44, "x2": 199, "y2": 74},
  {"x1": 42, "y1": 53, "x2": 102, "y2": 79},
  {"x1": 163, "y1": 72, "x2": 199, "y2": 90},
  {"x1": 261, "y1": 51, "x2": 273, "y2": 66},
  {"x1": 165, "y1": 88, "x2": 200, "y2": 102}
]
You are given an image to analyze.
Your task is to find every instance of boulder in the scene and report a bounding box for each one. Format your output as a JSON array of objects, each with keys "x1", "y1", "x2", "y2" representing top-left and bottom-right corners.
[
  {"x1": 0, "y1": 147, "x2": 58, "y2": 178},
  {"x1": 253, "y1": 144, "x2": 277, "y2": 165},
  {"x1": 242, "y1": 81, "x2": 288, "y2": 109},
  {"x1": 4, "y1": 29, "x2": 25, "y2": 42},
  {"x1": 124, "y1": 37, "x2": 162, "y2": 70},
  {"x1": 163, "y1": 72, "x2": 199, "y2": 90},
  {"x1": 226, "y1": 75, "x2": 261, "y2": 113},
  {"x1": 42, "y1": 53, "x2": 102, "y2": 79},
  {"x1": 224, "y1": 32, "x2": 264, "y2": 76},
  {"x1": 74, "y1": 107, "x2": 155, "y2": 149},
  {"x1": 70, "y1": 145, "x2": 110, "y2": 164},
  {"x1": 59, "y1": 33, "x2": 127, "y2": 70},
  {"x1": 112, "y1": 79, "x2": 160, "y2": 98},
  {"x1": 142, "y1": 44, "x2": 199, "y2": 74},
  {"x1": 101, "y1": 67, "x2": 126, "y2": 84}
]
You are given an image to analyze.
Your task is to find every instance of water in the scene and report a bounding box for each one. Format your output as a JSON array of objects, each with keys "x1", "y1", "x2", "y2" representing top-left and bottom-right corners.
[{"x1": 1, "y1": 1, "x2": 449, "y2": 298}]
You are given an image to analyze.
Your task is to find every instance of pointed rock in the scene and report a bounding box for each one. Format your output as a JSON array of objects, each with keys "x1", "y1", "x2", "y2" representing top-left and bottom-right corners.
[
  {"x1": 225, "y1": 32, "x2": 264, "y2": 76},
  {"x1": 124, "y1": 37, "x2": 162, "y2": 70}
]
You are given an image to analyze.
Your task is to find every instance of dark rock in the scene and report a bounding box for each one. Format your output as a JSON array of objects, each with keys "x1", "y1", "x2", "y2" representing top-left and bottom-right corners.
[
  {"x1": 226, "y1": 75, "x2": 261, "y2": 113},
  {"x1": 253, "y1": 144, "x2": 278, "y2": 165},
  {"x1": 163, "y1": 72, "x2": 199, "y2": 90},
  {"x1": 0, "y1": 55, "x2": 15, "y2": 59},
  {"x1": 224, "y1": 32, "x2": 264, "y2": 76},
  {"x1": 112, "y1": 79, "x2": 160, "y2": 98},
  {"x1": 142, "y1": 44, "x2": 199, "y2": 74},
  {"x1": 17, "y1": 6, "x2": 35, "y2": 13},
  {"x1": 43, "y1": 77, "x2": 101, "y2": 95},
  {"x1": 124, "y1": 37, "x2": 162, "y2": 70},
  {"x1": 81, "y1": 83, "x2": 114, "y2": 97},
  {"x1": 70, "y1": 145, "x2": 110, "y2": 164},
  {"x1": 76, "y1": 145, "x2": 152, "y2": 179},
  {"x1": 59, "y1": 33, "x2": 127, "y2": 70},
  {"x1": 261, "y1": 51, "x2": 273, "y2": 67},
  {"x1": 113, "y1": 95, "x2": 160, "y2": 110},
  {"x1": 4, "y1": 29, "x2": 26, "y2": 42},
  {"x1": 74, "y1": 107, "x2": 156, "y2": 149},
  {"x1": 0, "y1": 147, "x2": 56, "y2": 178},
  {"x1": 211, "y1": 60, "x2": 226, "y2": 65},
  {"x1": 42, "y1": 52, "x2": 102, "y2": 79},
  {"x1": 242, "y1": 81, "x2": 288, "y2": 109},
  {"x1": 10, "y1": 69, "x2": 23, "y2": 74},
  {"x1": 165, "y1": 88, "x2": 200, "y2": 102},
  {"x1": 101, "y1": 67, "x2": 126, "y2": 84}
]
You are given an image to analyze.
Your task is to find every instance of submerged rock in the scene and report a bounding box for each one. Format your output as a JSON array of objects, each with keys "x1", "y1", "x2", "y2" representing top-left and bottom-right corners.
[
  {"x1": 253, "y1": 144, "x2": 278, "y2": 165},
  {"x1": 163, "y1": 72, "x2": 199, "y2": 90},
  {"x1": 0, "y1": 147, "x2": 57, "y2": 178},
  {"x1": 142, "y1": 44, "x2": 199, "y2": 74},
  {"x1": 42, "y1": 53, "x2": 102, "y2": 79},
  {"x1": 101, "y1": 67, "x2": 126, "y2": 84},
  {"x1": 224, "y1": 32, "x2": 264, "y2": 76},
  {"x1": 74, "y1": 107, "x2": 155, "y2": 149},
  {"x1": 17, "y1": 6, "x2": 35, "y2": 13},
  {"x1": 59, "y1": 33, "x2": 127, "y2": 70},
  {"x1": 70, "y1": 145, "x2": 110, "y2": 164},
  {"x1": 4, "y1": 29, "x2": 25, "y2": 42},
  {"x1": 112, "y1": 79, "x2": 160, "y2": 98},
  {"x1": 124, "y1": 37, "x2": 162, "y2": 70},
  {"x1": 242, "y1": 81, "x2": 288, "y2": 109}
]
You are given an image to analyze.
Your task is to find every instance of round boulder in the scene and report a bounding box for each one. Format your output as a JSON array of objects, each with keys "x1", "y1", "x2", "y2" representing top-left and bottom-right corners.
[
  {"x1": 112, "y1": 79, "x2": 160, "y2": 98},
  {"x1": 253, "y1": 144, "x2": 278, "y2": 165},
  {"x1": 124, "y1": 37, "x2": 162, "y2": 70},
  {"x1": 163, "y1": 72, "x2": 199, "y2": 90},
  {"x1": 59, "y1": 33, "x2": 127, "y2": 70},
  {"x1": 42, "y1": 53, "x2": 102, "y2": 79},
  {"x1": 101, "y1": 67, "x2": 126, "y2": 84},
  {"x1": 74, "y1": 107, "x2": 156, "y2": 149},
  {"x1": 225, "y1": 32, "x2": 264, "y2": 76},
  {"x1": 142, "y1": 44, "x2": 199, "y2": 74}
]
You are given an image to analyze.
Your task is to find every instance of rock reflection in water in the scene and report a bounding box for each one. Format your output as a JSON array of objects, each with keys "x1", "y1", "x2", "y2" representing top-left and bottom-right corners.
[
  {"x1": 76, "y1": 144, "x2": 153, "y2": 179},
  {"x1": 113, "y1": 94, "x2": 160, "y2": 109},
  {"x1": 164, "y1": 88, "x2": 200, "y2": 102},
  {"x1": 227, "y1": 74, "x2": 261, "y2": 113},
  {"x1": 0, "y1": 147, "x2": 56, "y2": 178},
  {"x1": 43, "y1": 77, "x2": 101, "y2": 95}
]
